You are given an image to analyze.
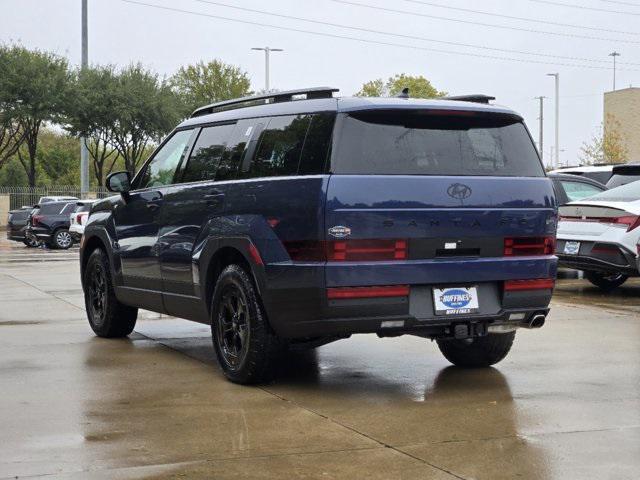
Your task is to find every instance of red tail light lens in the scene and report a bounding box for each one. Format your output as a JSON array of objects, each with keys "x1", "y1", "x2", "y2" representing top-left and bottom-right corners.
[
  {"x1": 504, "y1": 278, "x2": 555, "y2": 291},
  {"x1": 504, "y1": 236, "x2": 555, "y2": 256},
  {"x1": 284, "y1": 239, "x2": 408, "y2": 262},
  {"x1": 31, "y1": 214, "x2": 43, "y2": 226},
  {"x1": 327, "y1": 285, "x2": 410, "y2": 299},
  {"x1": 329, "y1": 239, "x2": 407, "y2": 261}
]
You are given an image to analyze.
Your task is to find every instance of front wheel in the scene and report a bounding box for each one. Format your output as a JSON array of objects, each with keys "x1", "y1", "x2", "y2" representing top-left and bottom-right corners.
[
  {"x1": 584, "y1": 271, "x2": 628, "y2": 292},
  {"x1": 211, "y1": 265, "x2": 282, "y2": 384},
  {"x1": 437, "y1": 332, "x2": 515, "y2": 368},
  {"x1": 83, "y1": 249, "x2": 137, "y2": 338}
]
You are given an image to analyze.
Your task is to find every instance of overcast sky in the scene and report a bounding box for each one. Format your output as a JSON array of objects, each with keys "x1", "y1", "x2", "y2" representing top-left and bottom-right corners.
[{"x1": 2, "y1": 0, "x2": 639, "y2": 167}]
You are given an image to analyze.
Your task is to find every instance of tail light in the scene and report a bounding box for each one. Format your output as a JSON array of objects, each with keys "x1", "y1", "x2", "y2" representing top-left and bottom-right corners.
[
  {"x1": 327, "y1": 285, "x2": 410, "y2": 299},
  {"x1": 504, "y1": 278, "x2": 555, "y2": 291},
  {"x1": 504, "y1": 236, "x2": 555, "y2": 256},
  {"x1": 284, "y1": 239, "x2": 408, "y2": 262},
  {"x1": 76, "y1": 212, "x2": 88, "y2": 225},
  {"x1": 329, "y1": 239, "x2": 407, "y2": 261},
  {"x1": 31, "y1": 214, "x2": 43, "y2": 226},
  {"x1": 559, "y1": 215, "x2": 640, "y2": 232}
]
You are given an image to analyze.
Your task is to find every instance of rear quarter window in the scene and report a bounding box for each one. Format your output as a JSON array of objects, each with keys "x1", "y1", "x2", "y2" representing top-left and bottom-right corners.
[{"x1": 331, "y1": 110, "x2": 544, "y2": 177}]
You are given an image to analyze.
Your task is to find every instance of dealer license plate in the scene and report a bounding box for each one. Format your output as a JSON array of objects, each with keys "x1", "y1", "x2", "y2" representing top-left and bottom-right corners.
[
  {"x1": 564, "y1": 241, "x2": 580, "y2": 255},
  {"x1": 433, "y1": 287, "x2": 479, "y2": 315}
]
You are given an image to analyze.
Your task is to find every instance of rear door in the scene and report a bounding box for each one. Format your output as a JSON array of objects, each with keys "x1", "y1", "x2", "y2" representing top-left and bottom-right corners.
[
  {"x1": 113, "y1": 128, "x2": 196, "y2": 309},
  {"x1": 325, "y1": 109, "x2": 556, "y2": 292}
]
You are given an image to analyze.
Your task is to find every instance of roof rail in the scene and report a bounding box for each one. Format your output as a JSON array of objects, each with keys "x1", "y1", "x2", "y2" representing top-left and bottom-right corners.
[
  {"x1": 443, "y1": 94, "x2": 496, "y2": 104},
  {"x1": 191, "y1": 87, "x2": 340, "y2": 118}
]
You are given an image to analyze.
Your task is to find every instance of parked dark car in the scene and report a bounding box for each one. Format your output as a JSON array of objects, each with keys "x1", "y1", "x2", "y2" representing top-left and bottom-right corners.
[
  {"x1": 605, "y1": 163, "x2": 640, "y2": 189},
  {"x1": 7, "y1": 206, "x2": 39, "y2": 247},
  {"x1": 80, "y1": 88, "x2": 557, "y2": 384},
  {"x1": 28, "y1": 200, "x2": 78, "y2": 249},
  {"x1": 548, "y1": 173, "x2": 606, "y2": 206}
]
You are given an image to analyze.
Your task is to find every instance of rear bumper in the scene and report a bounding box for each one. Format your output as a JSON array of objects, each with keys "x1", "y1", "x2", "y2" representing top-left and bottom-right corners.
[
  {"x1": 556, "y1": 239, "x2": 638, "y2": 275},
  {"x1": 262, "y1": 256, "x2": 556, "y2": 339}
]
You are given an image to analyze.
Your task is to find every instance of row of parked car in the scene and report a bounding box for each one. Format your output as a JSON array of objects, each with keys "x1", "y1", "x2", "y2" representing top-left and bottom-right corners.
[
  {"x1": 6, "y1": 196, "x2": 95, "y2": 249},
  {"x1": 549, "y1": 163, "x2": 640, "y2": 291}
]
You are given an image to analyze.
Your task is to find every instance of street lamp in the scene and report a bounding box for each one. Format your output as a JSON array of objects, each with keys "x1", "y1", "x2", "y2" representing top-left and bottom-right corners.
[
  {"x1": 609, "y1": 51, "x2": 621, "y2": 91},
  {"x1": 547, "y1": 73, "x2": 560, "y2": 170},
  {"x1": 251, "y1": 47, "x2": 283, "y2": 93}
]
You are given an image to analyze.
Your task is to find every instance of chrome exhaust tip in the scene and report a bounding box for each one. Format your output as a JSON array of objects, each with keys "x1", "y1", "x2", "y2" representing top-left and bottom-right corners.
[{"x1": 526, "y1": 314, "x2": 546, "y2": 329}]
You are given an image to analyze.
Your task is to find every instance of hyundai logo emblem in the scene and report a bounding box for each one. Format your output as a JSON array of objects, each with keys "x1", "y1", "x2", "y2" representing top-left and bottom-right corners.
[{"x1": 447, "y1": 183, "x2": 472, "y2": 200}]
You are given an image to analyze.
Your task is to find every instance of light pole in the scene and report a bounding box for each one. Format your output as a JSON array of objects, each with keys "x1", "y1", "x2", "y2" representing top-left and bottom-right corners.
[
  {"x1": 547, "y1": 73, "x2": 560, "y2": 169},
  {"x1": 609, "y1": 51, "x2": 621, "y2": 91},
  {"x1": 535, "y1": 96, "x2": 546, "y2": 163},
  {"x1": 80, "y1": 0, "x2": 89, "y2": 196},
  {"x1": 251, "y1": 47, "x2": 283, "y2": 93}
]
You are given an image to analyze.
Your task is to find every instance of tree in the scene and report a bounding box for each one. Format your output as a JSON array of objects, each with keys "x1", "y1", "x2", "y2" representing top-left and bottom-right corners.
[
  {"x1": 579, "y1": 114, "x2": 629, "y2": 165},
  {"x1": 0, "y1": 110, "x2": 24, "y2": 171},
  {"x1": 0, "y1": 45, "x2": 72, "y2": 186},
  {"x1": 109, "y1": 64, "x2": 181, "y2": 176},
  {"x1": 171, "y1": 59, "x2": 252, "y2": 115},
  {"x1": 356, "y1": 74, "x2": 446, "y2": 98},
  {"x1": 66, "y1": 65, "x2": 120, "y2": 185}
]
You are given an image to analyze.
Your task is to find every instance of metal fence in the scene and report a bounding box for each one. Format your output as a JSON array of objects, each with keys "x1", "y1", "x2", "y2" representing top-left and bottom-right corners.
[{"x1": 0, "y1": 186, "x2": 110, "y2": 210}]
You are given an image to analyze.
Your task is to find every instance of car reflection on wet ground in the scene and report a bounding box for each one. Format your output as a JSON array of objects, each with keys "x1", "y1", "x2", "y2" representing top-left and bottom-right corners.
[{"x1": 1, "y1": 236, "x2": 639, "y2": 479}]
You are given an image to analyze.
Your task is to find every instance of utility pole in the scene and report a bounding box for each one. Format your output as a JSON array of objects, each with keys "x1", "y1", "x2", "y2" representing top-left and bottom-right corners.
[
  {"x1": 251, "y1": 47, "x2": 283, "y2": 92},
  {"x1": 547, "y1": 73, "x2": 560, "y2": 169},
  {"x1": 80, "y1": 0, "x2": 89, "y2": 196},
  {"x1": 535, "y1": 96, "x2": 546, "y2": 162},
  {"x1": 609, "y1": 51, "x2": 621, "y2": 91}
]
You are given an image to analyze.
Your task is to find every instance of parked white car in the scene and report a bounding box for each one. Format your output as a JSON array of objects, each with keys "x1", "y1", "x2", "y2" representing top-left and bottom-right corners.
[
  {"x1": 556, "y1": 180, "x2": 640, "y2": 291},
  {"x1": 69, "y1": 200, "x2": 96, "y2": 241}
]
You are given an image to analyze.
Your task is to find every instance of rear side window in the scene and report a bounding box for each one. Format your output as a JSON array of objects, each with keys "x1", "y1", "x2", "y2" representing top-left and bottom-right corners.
[
  {"x1": 560, "y1": 181, "x2": 604, "y2": 202},
  {"x1": 182, "y1": 123, "x2": 235, "y2": 183},
  {"x1": 39, "y1": 203, "x2": 63, "y2": 214},
  {"x1": 246, "y1": 114, "x2": 311, "y2": 178},
  {"x1": 332, "y1": 111, "x2": 544, "y2": 177}
]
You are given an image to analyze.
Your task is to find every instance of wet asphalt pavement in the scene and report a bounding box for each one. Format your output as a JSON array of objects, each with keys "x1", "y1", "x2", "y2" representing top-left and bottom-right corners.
[{"x1": 1, "y1": 236, "x2": 639, "y2": 479}]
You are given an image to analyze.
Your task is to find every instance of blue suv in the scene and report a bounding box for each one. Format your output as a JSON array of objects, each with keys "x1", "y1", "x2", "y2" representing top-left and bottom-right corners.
[{"x1": 80, "y1": 88, "x2": 557, "y2": 384}]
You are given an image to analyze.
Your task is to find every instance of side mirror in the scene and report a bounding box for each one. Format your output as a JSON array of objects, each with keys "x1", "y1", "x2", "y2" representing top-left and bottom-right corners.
[{"x1": 106, "y1": 171, "x2": 131, "y2": 194}]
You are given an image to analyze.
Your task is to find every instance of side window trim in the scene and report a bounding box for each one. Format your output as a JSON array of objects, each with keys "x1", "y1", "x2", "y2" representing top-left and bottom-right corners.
[
  {"x1": 173, "y1": 127, "x2": 201, "y2": 184},
  {"x1": 240, "y1": 121, "x2": 266, "y2": 173}
]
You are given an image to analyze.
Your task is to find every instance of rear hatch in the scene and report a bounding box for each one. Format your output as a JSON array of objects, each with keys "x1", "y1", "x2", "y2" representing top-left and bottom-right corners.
[{"x1": 325, "y1": 108, "x2": 556, "y2": 291}]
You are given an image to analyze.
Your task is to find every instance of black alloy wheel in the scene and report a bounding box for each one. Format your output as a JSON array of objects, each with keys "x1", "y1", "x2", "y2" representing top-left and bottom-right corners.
[{"x1": 215, "y1": 284, "x2": 250, "y2": 370}]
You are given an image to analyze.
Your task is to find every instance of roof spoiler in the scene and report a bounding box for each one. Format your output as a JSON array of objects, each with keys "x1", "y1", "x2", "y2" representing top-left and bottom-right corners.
[{"x1": 443, "y1": 94, "x2": 496, "y2": 104}]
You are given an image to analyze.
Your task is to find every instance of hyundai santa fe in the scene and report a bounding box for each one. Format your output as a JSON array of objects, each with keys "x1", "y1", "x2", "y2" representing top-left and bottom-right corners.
[{"x1": 79, "y1": 88, "x2": 558, "y2": 384}]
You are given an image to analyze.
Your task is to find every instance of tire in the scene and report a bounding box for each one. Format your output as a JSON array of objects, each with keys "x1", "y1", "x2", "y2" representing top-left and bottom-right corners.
[
  {"x1": 83, "y1": 248, "x2": 138, "y2": 338},
  {"x1": 23, "y1": 237, "x2": 39, "y2": 248},
  {"x1": 584, "y1": 271, "x2": 628, "y2": 292},
  {"x1": 211, "y1": 264, "x2": 282, "y2": 384},
  {"x1": 437, "y1": 332, "x2": 516, "y2": 368},
  {"x1": 51, "y1": 228, "x2": 73, "y2": 249}
]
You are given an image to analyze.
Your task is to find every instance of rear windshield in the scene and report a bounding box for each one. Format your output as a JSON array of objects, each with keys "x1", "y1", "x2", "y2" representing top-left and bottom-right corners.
[
  {"x1": 332, "y1": 111, "x2": 544, "y2": 177},
  {"x1": 606, "y1": 174, "x2": 640, "y2": 189},
  {"x1": 75, "y1": 204, "x2": 92, "y2": 213},
  {"x1": 588, "y1": 180, "x2": 640, "y2": 202}
]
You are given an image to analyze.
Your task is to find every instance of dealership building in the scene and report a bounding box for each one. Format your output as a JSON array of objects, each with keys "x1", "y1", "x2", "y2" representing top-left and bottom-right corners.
[{"x1": 604, "y1": 87, "x2": 640, "y2": 162}]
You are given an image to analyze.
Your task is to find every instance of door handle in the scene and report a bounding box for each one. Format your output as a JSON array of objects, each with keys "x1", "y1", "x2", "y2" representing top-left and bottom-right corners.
[{"x1": 146, "y1": 202, "x2": 162, "y2": 211}]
